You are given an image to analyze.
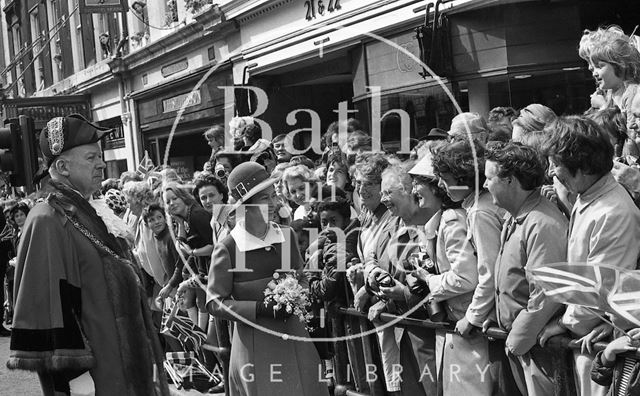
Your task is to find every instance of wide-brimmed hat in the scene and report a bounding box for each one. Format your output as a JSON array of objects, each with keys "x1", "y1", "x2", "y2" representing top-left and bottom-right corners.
[
  {"x1": 227, "y1": 162, "x2": 276, "y2": 204},
  {"x1": 40, "y1": 114, "x2": 112, "y2": 165},
  {"x1": 425, "y1": 128, "x2": 448, "y2": 141}
]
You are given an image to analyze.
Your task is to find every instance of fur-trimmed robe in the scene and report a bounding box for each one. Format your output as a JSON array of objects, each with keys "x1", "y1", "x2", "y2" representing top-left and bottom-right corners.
[{"x1": 7, "y1": 181, "x2": 169, "y2": 396}]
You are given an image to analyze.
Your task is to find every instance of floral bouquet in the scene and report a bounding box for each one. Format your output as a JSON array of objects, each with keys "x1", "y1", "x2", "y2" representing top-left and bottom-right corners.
[{"x1": 263, "y1": 272, "x2": 313, "y2": 328}]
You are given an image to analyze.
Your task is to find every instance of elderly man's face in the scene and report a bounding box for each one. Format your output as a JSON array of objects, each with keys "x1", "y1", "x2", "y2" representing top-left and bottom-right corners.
[
  {"x1": 628, "y1": 94, "x2": 640, "y2": 136},
  {"x1": 61, "y1": 143, "x2": 106, "y2": 198},
  {"x1": 380, "y1": 176, "x2": 414, "y2": 218}
]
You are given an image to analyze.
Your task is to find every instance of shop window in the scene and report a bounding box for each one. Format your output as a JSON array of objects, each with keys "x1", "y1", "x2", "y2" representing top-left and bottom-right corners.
[
  {"x1": 485, "y1": 70, "x2": 592, "y2": 116},
  {"x1": 373, "y1": 85, "x2": 457, "y2": 142},
  {"x1": 105, "y1": 159, "x2": 128, "y2": 180}
]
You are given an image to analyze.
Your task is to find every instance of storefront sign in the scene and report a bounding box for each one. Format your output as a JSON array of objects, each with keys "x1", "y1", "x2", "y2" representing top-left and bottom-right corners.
[
  {"x1": 104, "y1": 125, "x2": 125, "y2": 150},
  {"x1": 161, "y1": 58, "x2": 189, "y2": 78},
  {"x1": 304, "y1": 0, "x2": 341, "y2": 21},
  {"x1": 168, "y1": 156, "x2": 194, "y2": 181},
  {"x1": 3, "y1": 95, "x2": 92, "y2": 129},
  {"x1": 162, "y1": 90, "x2": 202, "y2": 113}
]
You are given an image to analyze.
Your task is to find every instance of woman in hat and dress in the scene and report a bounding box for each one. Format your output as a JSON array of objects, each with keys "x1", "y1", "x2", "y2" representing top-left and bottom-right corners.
[{"x1": 206, "y1": 162, "x2": 328, "y2": 396}]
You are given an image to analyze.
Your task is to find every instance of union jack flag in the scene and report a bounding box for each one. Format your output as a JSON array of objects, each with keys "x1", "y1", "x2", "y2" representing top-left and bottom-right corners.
[
  {"x1": 136, "y1": 151, "x2": 156, "y2": 176},
  {"x1": 528, "y1": 263, "x2": 640, "y2": 328}
]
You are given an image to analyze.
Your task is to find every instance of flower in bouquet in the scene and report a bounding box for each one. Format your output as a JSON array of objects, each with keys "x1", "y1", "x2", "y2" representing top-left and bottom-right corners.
[{"x1": 263, "y1": 271, "x2": 313, "y2": 328}]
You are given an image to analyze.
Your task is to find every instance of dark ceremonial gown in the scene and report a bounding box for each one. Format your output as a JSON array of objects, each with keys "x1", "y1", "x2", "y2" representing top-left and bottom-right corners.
[{"x1": 7, "y1": 180, "x2": 169, "y2": 396}]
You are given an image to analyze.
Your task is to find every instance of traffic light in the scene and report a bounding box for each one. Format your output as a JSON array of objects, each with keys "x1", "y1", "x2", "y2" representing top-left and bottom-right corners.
[
  {"x1": 0, "y1": 119, "x2": 24, "y2": 186},
  {"x1": 19, "y1": 116, "x2": 38, "y2": 192},
  {"x1": 0, "y1": 116, "x2": 38, "y2": 192}
]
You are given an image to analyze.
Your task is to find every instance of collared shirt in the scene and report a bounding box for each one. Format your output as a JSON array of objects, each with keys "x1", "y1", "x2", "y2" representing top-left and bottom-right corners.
[
  {"x1": 462, "y1": 190, "x2": 506, "y2": 326},
  {"x1": 423, "y1": 208, "x2": 478, "y2": 322},
  {"x1": 562, "y1": 173, "x2": 640, "y2": 336},
  {"x1": 357, "y1": 203, "x2": 397, "y2": 267},
  {"x1": 384, "y1": 218, "x2": 422, "y2": 280},
  {"x1": 230, "y1": 220, "x2": 285, "y2": 252},
  {"x1": 494, "y1": 190, "x2": 567, "y2": 355}
]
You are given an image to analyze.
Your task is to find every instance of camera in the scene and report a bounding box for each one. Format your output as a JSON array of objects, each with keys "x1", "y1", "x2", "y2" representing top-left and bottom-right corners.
[
  {"x1": 375, "y1": 272, "x2": 394, "y2": 288},
  {"x1": 214, "y1": 163, "x2": 227, "y2": 179},
  {"x1": 425, "y1": 298, "x2": 447, "y2": 323},
  {"x1": 408, "y1": 252, "x2": 438, "y2": 275}
]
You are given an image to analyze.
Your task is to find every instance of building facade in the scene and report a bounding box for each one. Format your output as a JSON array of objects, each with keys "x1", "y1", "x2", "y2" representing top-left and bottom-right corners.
[{"x1": 0, "y1": 0, "x2": 638, "y2": 180}]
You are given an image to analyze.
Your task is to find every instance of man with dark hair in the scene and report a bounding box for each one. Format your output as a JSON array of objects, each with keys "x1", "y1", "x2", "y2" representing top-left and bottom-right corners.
[
  {"x1": 484, "y1": 142, "x2": 568, "y2": 395},
  {"x1": 540, "y1": 115, "x2": 640, "y2": 396},
  {"x1": 241, "y1": 123, "x2": 271, "y2": 153},
  {"x1": 272, "y1": 134, "x2": 294, "y2": 163}
]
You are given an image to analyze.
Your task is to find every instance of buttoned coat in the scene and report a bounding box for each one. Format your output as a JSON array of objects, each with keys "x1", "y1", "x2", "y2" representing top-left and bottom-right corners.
[
  {"x1": 462, "y1": 191, "x2": 506, "y2": 326},
  {"x1": 207, "y1": 222, "x2": 327, "y2": 396},
  {"x1": 562, "y1": 174, "x2": 640, "y2": 336},
  {"x1": 494, "y1": 191, "x2": 568, "y2": 356}
]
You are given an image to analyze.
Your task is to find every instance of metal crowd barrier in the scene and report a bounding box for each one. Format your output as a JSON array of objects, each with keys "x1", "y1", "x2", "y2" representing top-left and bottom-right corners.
[{"x1": 332, "y1": 307, "x2": 640, "y2": 396}]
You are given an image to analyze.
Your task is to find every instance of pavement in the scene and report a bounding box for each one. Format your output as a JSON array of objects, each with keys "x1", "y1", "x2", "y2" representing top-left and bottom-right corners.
[
  {"x1": 0, "y1": 331, "x2": 41, "y2": 395},
  {"x1": 0, "y1": 326, "x2": 224, "y2": 396}
]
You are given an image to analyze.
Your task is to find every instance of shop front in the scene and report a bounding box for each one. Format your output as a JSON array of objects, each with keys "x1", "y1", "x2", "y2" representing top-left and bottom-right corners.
[
  {"x1": 133, "y1": 67, "x2": 233, "y2": 181},
  {"x1": 224, "y1": 0, "x2": 466, "y2": 154},
  {"x1": 447, "y1": 1, "x2": 594, "y2": 116},
  {"x1": 91, "y1": 83, "x2": 130, "y2": 179},
  {"x1": 225, "y1": 0, "x2": 640, "y2": 153}
]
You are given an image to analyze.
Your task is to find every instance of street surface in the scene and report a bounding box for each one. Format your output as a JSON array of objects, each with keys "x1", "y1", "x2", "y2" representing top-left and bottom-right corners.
[
  {"x1": 0, "y1": 335, "x2": 41, "y2": 395},
  {"x1": 1, "y1": 333, "x2": 223, "y2": 396}
]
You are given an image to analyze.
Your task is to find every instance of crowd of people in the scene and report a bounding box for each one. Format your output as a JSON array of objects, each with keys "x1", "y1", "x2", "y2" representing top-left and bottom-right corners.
[{"x1": 4, "y1": 24, "x2": 640, "y2": 396}]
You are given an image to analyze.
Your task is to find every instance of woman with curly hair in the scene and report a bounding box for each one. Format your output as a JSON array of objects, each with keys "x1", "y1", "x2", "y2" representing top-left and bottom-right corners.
[{"x1": 282, "y1": 164, "x2": 319, "y2": 220}]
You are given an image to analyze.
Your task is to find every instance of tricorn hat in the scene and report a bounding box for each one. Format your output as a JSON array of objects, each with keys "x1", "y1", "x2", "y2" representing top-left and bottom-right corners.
[{"x1": 40, "y1": 114, "x2": 112, "y2": 165}]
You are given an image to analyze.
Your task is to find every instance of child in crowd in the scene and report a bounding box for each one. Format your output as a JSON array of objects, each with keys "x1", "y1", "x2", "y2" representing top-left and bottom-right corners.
[
  {"x1": 148, "y1": 204, "x2": 182, "y2": 305},
  {"x1": 591, "y1": 328, "x2": 640, "y2": 395},
  {"x1": 305, "y1": 195, "x2": 359, "y2": 388},
  {"x1": 291, "y1": 217, "x2": 320, "y2": 259},
  {"x1": 579, "y1": 26, "x2": 640, "y2": 115}
]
